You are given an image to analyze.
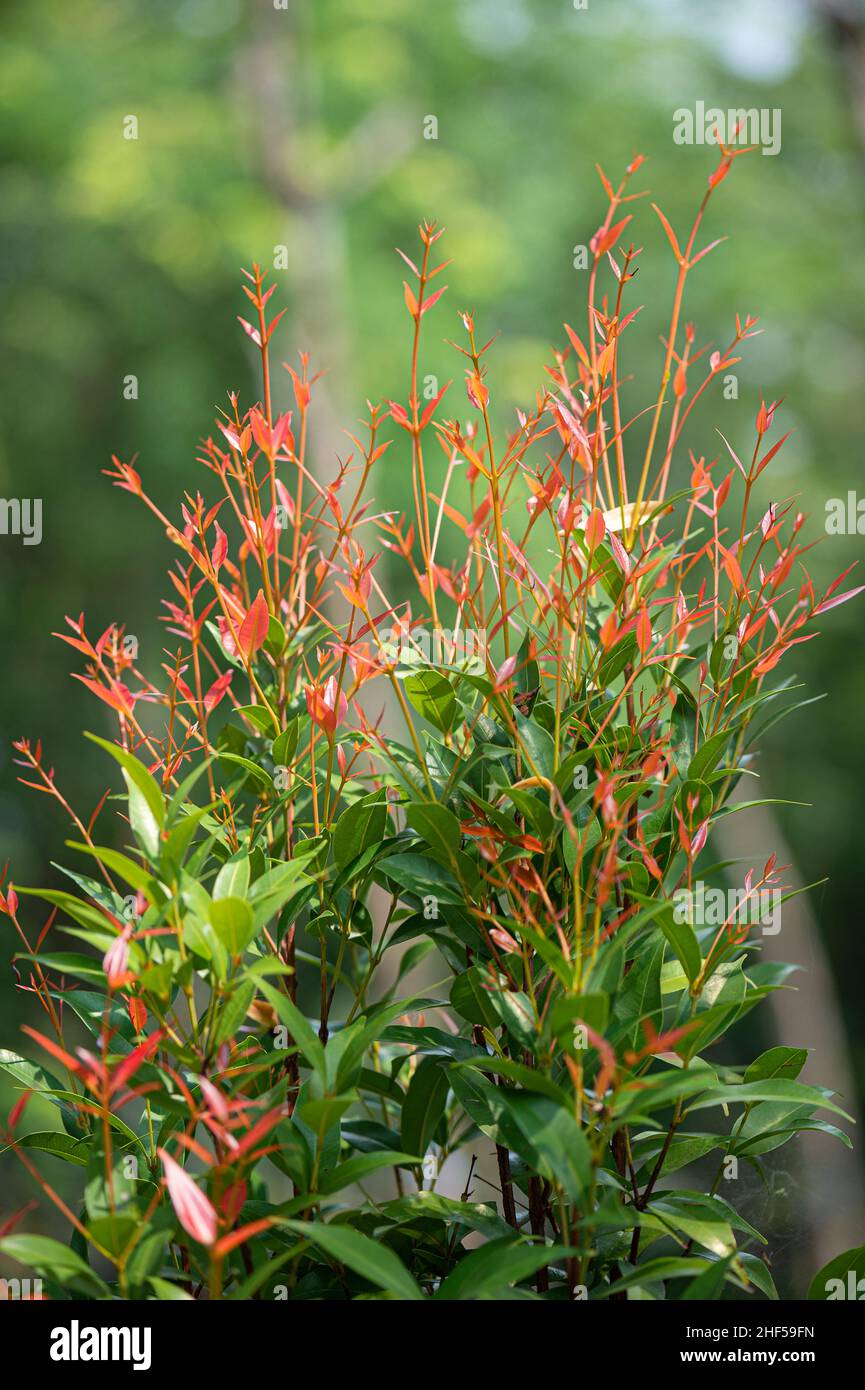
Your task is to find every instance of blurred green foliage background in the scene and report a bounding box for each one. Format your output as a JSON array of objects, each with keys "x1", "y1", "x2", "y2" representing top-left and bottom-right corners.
[{"x1": 2, "y1": 0, "x2": 865, "y2": 1291}]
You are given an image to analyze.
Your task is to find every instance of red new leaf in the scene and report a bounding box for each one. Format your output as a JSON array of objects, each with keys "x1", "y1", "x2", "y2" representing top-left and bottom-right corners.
[
  {"x1": 635, "y1": 604, "x2": 652, "y2": 656},
  {"x1": 591, "y1": 215, "x2": 632, "y2": 259},
  {"x1": 237, "y1": 590, "x2": 269, "y2": 659},
  {"x1": 204, "y1": 670, "x2": 233, "y2": 712}
]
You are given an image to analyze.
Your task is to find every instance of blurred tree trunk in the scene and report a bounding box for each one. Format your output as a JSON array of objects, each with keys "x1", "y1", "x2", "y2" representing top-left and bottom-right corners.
[
  {"x1": 716, "y1": 804, "x2": 864, "y2": 1274},
  {"x1": 796, "y1": 0, "x2": 865, "y2": 1266},
  {"x1": 815, "y1": 0, "x2": 865, "y2": 157},
  {"x1": 237, "y1": 0, "x2": 415, "y2": 467}
]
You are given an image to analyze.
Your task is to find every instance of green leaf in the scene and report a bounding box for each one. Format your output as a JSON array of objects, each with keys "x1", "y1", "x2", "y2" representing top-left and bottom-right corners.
[
  {"x1": 17, "y1": 888, "x2": 121, "y2": 937},
  {"x1": 161, "y1": 804, "x2": 216, "y2": 867},
  {"x1": 14, "y1": 951, "x2": 107, "y2": 985},
  {"x1": 598, "y1": 632, "x2": 637, "y2": 688},
  {"x1": 0, "y1": 1050, "x2": 71, "y2": 1105},
  {"x1": 514, "y1": 713, "x2": 555, "y2": 780},
  {"x1": 147, "y1": 1276, "x2": 195, "y2": 1300},
  {"x1": 808, "y1": 1245, "x2": 865, "y2": 1300},
  {"x1": 495, "y1": 1092, "x2": 591, "y2": 1203},
  {"x1": 436, "y1": 1237, "x2": 571, "y2": 1300},
  {"x1": 668, "y1": 689, "x2": 697, "y2": 777},
  {"x1": 738, "y1": 1252, "x2": 779, "y2": 1300},
  {"x1": 448, "y1": 1068, "x2": 516, "y2": 1146},
  {"x1": 515, "y1": 628, "x2": 540, "y2": 699},
  {"x1": 236, "y1": 702, "x2": 279, "y2": 735},
  {"x1": 612, "y1": 934, "x2": 664, "y2": 1050},
  {"x1": 229, "y1": 1242, "x2": 306, "y2": 1300},
  {"x1": 401, "y1": 1057, "x2": 449, "y2": 1159},
  {"x1": 450, "y1": 966, "x2": 499, "y2": 1030},
  {"x1": 4, "y1": 1131, "x2": 91, "y2": 1165},
  {"x1": 0, "y1": 1234, "x2": 110, "y2": 1296},
  {"x1": 271, "y1": 720, "x2": 299, "y2": 767},
  {"x1": 614, "y1": 1061, "x2": 720, "y2": 1118},
  {"x1": 66, "y1": 842, "x2": 153, "y2": 894},
  {"x1": 281, "y1": 1221, "x2": 423, "y2": 1300},
  {"x1": 735, "y1": 1108, "x2": 852, "y2": 1158},
  {"x1": 317, "y1": 1151, "x2": 420, "y2": 1195},
  {"x1": 485, "y1": 987, "x2": 536, "y2": 1052},
  {"x1": 405, "y1": 801, "x2": 461, "y2": 864},
  {"x1": 687, "y1": 1079, "x2": 853, "y2": 1123},
  {"x1": 49, "y1": 864, "x2": 129, "y2": 919},
  {"x1": 299, "y1": 1093, "x2": 356, "y2": 1134},
  {"x1": 328, "y1": 998, "x2": 427, "y2": 1092},
  {"x1": 125, "y1": 1212, "x2": 174, "y2": 1295},
  {"x1": 681, "y1": 1254, "x2": 734, "y2": 1299},
  {"x1": 333, "y1": 791, "x2": 388, "y2": 870},
  {"x1": 377, "y1": 851, "x2": 465, "y2": 905},
  {"x1": 394, "y1": 939, "x2": 436, "y2": 984},
  {"x1": 256, "y1": 979, "x2": 326, "y2": 1080},
  {"x1": 379, "y1": 1192, "x2": 513, "y2": 1241},
  {"x1": 211, "y1": 978, "x2": 256, "y2": 1047},
  {"x1": 660, "y1": 908, "x2": 701, "y2": 985},
  {"x1": 597, "y1": 1256, "x2": 711, "y2": 1298},
  {"x1": 218, "y1": 752, "x2": 274, "y2": 789},
  {"x1": 647, "y1": 1194, "x2": 736, "y2": 1256},
  {"x1": 248, "y1": 859, "x2": 312, "y2": 927},
  {"x1": 213, "y1": 853, "x2": 251, "y2": 901},
  {"x1": 209, "y1": 896, "x2": 257, "y2": 955},
  {"x1": 744, "y1": 1046, "x2": 808, "y2": 1084},
  {"x1": 165, "y1": 755, "x2": 216, "y2": 825},
  {"x1": 404, "y1": 669, "x2": 457, "y2": 733},
  {"x1": 39, "y1": 1090, "x2": 146, "y2": 1153},
  {"x1": 86, "y1": 732, "x2": 165, "y2": 857},
  {"x1": 549, "y1": 992, "x2": 610, "y2": 1044},
  {"x1": 87, "y1": 1214, "x2": 139, "y2": 1259},
  {"x1": 381, "y1": 1026, "x2": 480, "y2": 1064},
  {"x1": 675, "y1": 777, "x2": 713, "y2": 824},
  {"x1": 687, "y1": 729, "x2": 731, "y2": 783},
  {"x1": 453, "y1": 1055, "x2": 569, "y2": 1104},
  {"x1": 635, "y1": 1132, "x2": 722, "y2": 1178}
]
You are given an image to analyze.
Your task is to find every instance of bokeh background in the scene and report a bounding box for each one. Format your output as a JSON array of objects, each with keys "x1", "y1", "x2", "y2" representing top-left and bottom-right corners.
[{"x1": 2, "y1": 0, "x2": 865, "y2": 1295}]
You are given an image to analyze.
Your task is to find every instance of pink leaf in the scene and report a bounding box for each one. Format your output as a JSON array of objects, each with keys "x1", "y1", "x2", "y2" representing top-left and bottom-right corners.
[
  {"x1": 607, "y1": 532, "x2": 632, "y2": 576},
  {"x1": 652, "y1": 204, "x2": 682, "y2": 263},
  {"x1": 813, "y1": 585, "x2": 865, "y2": 616},
  {"x1": 111, "y1": 1028, "x2": 163, "y2": 1095},
  {"x1": 690, "y1": 819, "x2": 709, "y2": 856},
  {"x1": 635, "y1": 605, "x2": 652, "y2": 656},
  {"x1": 493, "y1": 655, "x2": 518, "y2": 689},
  {"x1": 102, "y1": 927, "x2": 132, "y2": 989},
  {"x1": 237, "y1": 590, "x2": 269, "y2": 659},
  {"x1": 204, "y1": 670, "x2": 233, "y2": 713},
  {"x1": 237, "y1": 317, "x2": 262, "y2": 348},
  {"x1": 591, "y1": 214, "x2": 633, "y2": 259},
  {"x1": 585, "y1": 508, "x2": 606, "y2": 549},
  {"x1": 211, "y1": 521, "x2": 228, "y2": 572},
  {"x1": 719, "y1": 543, "x2": 744, "y2": 593},
  {"x1": 159, "y1": 1149, "x2": 218, "y2": 1247},
  {"x1": 420, "y1": 285, "x2": 448, "y2": 316}
]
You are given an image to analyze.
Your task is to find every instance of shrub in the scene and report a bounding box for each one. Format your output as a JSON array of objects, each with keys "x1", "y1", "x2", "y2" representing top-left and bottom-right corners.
[{"x1": 0, "y1": 144, "x2": 858, "y2": 1302}]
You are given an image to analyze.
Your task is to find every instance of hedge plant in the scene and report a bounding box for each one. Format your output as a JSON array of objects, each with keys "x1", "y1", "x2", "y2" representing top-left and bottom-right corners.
[{"x1": 0, "y1": 143, "x2": 858, "y2": 1302}]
